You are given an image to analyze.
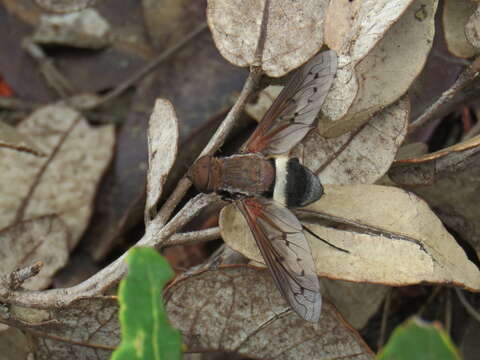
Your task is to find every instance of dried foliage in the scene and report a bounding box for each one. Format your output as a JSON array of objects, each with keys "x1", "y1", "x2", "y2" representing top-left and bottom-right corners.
[{"x1": 1, "y1": 1, "x2": 480, "y2": 359}]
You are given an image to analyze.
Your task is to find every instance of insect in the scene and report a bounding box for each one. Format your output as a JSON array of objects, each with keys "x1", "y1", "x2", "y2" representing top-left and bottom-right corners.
[{"x1": 187, "y1": 50, "x2": 337, "y2": 322}]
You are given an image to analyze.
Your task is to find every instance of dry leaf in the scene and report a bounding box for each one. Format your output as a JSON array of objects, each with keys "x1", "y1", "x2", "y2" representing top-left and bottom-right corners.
[
  {"x1": 32, "y1": 9, "x2": 111, "y2": 49},
  {"x1": 247, "y1": 88, "x2": 409, "y2": 185},
  {"x1": 0, "y1": 120, "x2": 44, "y2": 156},
  {"x1": 1, "y1": 296, "x2": 118, "y2": 360},
  {"x1": 220, "y1": 185, "x2": 480, "y2": 290},
  {"x1": 321, "y1": 0, "x2": 437, "y2": 137},
  {"x1": 0, "y1": 216, "x2": 69, "y2": 289},
  {"x1": 145, "y1": 99, "x2": 179, "y2": 223},
  {"x1": 465, "y1": 5, "x2": 480, "y2": 50},
  {"x1": 207, "y1": 0, "x2": 327, "y2": 77},
  {"x1": 0, "y1": 104, "x2": 115, "y2": 249},
  {"x1": 443, "y1": 0, "x2": 477, "y2": 58},
  {"x1": 0, "y1": 327, "x2": 32, "y2": 359},
  {"x1": 165, "y1": 266, "x2": 374, "y2": 360},
  {"x1": 321, "y1": 279, "x2": 389, "y2": 330},
  {"x1": 389, "y1": 136, "x2": 480, "y2": 257},
  {"x1": 34, "y1": 0, "x2": 96, "y2": 13}
]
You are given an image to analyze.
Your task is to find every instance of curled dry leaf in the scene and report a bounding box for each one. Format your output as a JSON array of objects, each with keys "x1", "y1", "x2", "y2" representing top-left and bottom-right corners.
[
  {"x1": 247, "y1": 87, "x2": 409, "y2": 184},
  {"x1": 0, "y1": 121, "x2": 44, "y2": 156},
  {"x1": 465, "y1": 5, "x2": 480, "y2": 50},
  {"x1": 220, "y1": 185, "x2": 480, "y2": 290},
  {"x1": 442, "y1": 0, "x2": 477, "y2": 58},
  {"x1": 32, "y1": 9, "x2": 111, "y2": 49},
  {"x1": 0, "y1": 216, "x2": 69, "y2": 290},
  {"x1": 321, "y1": 0, "x2": 437, "y2": 137},
  {"x1": 145, "y1": 99, "x2": 179, "y2": 223},
  {"x1": 389, "y1": 136, "x2": 480, "y2": 257},
  {"x1": 0, "y1": 297, "x2": 118, "y2": 360},
  {"x1": 165, "y1": 266, "x2": 374, "y2": 360},
  {"x1": 34, "y1": 0, "x2": 96, "y2": 13},
  {"x1": 207, "y1": 0, "x2": 327, "y2": 77},
  {"x1": 0, "y1": 104, "x2": 115, "y2": 249}
]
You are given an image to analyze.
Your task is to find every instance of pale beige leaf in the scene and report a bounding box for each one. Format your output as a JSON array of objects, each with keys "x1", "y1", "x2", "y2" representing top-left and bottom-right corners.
[
  {"x1": 0, "y1": 121, "x2": 44, "y2": 156},
  {"x1": 443, "y1": 0, "x2": 477, "y2": 58},
  {"x1": 145, "y1": 99, "x2": 179, "y2": 222},
  {"x1": 321, "y1": 279, "x2": 389, "y2": 330},
  {"x1": 32, "y1": 9, "x2": 111, "y2": 49},
  {"x1": 207, "y1": 0, "x2": 328, "y2": 77},
  {"x1": 465, "y1": 5, "x2": 480, "y2": 50},
  {"x1": 294, "y1": 96, "x2": 409, "y2": 185},
  {"x1": 0, "y1": 104, "x2": 115, "y2": 249},
  {"x1": 389, "y1": 136, "x2": 480, "y2": 258},
  {"x1": 248, "y1": 88, "x2": 409, "y2": 185},
  {"x1": 221, "y1": 185, "x2": 480, "y2": 290},
  {"x1": 0, "y1": 216, "x2": 69, "y2": 290},
  {"x1": 165, "y1": 266, "x2": 374, "y2": 360},
  {"x1": 321, "y1": 0, "x2": 437, "y2": 137}
]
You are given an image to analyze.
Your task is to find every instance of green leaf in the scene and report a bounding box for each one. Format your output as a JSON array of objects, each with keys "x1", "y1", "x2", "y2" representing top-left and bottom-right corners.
[
  {"x1": 378, "y1": 317, "x2": 461, "y2": 360},
  {"x1": 111, "y1": 247, "x2": 181, "y2": 360}
]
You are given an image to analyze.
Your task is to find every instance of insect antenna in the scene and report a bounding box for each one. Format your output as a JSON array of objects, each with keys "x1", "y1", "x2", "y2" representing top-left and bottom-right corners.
[{"x1": 302, "y1": 225, "x2": 350, "y2": 254}]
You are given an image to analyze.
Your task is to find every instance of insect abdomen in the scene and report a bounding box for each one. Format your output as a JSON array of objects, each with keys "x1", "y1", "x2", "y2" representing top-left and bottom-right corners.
[{"x1": 273, "y1": 157, "x2": 323, "y2": 207}]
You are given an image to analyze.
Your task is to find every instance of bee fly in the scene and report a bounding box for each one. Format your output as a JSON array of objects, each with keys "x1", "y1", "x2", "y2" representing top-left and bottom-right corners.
[{"x1": 188, "y1": 50, "x2": 337, "y2": 322}]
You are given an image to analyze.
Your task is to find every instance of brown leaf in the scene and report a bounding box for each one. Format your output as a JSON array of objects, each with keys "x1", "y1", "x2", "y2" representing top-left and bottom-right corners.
[
  {"x1": 443, "y1": 0, "x2": 477, "y2": 58},
  {"x1": 220, "y1": 185, "x2": 480, "y2": 290},
  {"x1": 0, "y1": 120, "x2": 44, "y2": 156},
  {"x1": 0, "y1": 104, "x2": 115, "y2": 249},
  {"x1": 321, "y1": 0, "x2": 437, "y2": 137},
  {"x1": 145, "y1": 99, "x2": 179, "y2": 223},
  {"x1": 0, "y1": 327, "x2": 32, "y2": 359},
  {"x1": 0, "y1": 216, "x2": 69, "y2": 290},
  {"x1": 2, "y1": 296, "x2": 118, "y2": 360},
  {"x1": 165, "y1": 265, "x2": 374, "y2": 360},
  {"x1": 207, "y1": 0, "x2": 328, "y2": 77},
  {"x1": 389, "y1": 136, "x2": 480, "y2": 257}
]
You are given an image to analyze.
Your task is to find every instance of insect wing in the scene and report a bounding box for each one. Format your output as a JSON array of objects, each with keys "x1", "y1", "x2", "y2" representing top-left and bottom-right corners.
[
  {"x1": 235, "y1": 197, "x2": 321, "y2": 322},
  {"x1": 242, "y1": 50, "x2": 337, "y2": 155}
]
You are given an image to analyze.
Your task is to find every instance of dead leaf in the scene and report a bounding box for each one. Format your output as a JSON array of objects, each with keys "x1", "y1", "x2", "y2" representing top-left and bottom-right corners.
[
  {"x1": 34, "y1": 0, "x2": 96, "y2": 13},
  {"x1": 0, "y1": 120, "x2": 44, "y2": 156},
  {"x1": 1, "y1": 296, "x2": 118, "y2": 360},
  {"x1": 32, "y1": 8, "x2": 111, "y2": 49},
  {"x1": 0, "y1": 216, "x2": 69, "y2": 290},
  {"x1": 443, "y1": 0, "x2": 477, "y2": 58},
  {"x1": 0, "y1": 104, "x2": 115, "y2": 249},
  {"x1": 321, "y1": 0, "x2": 437, "y2": 137},
  {"x1": 247, "y1": 89, "x2": 409, "y2": 185},
  {"x1": 389, "y1": 136, "x2": 480, "y2": 257},
  {"x1": 145, "y1": 99, "x2": 179, "y2": 223},
  {"x1": 321, "y1": 279, "x2": 389, "y2": 330},
  {"x1": 165, "y1": 265, "x2": 374, "y2": 360},
  {"x1": 0, "y1": 327, "x2": 32, "y2": 359},
  {"x1": 207, "y1": 0, "x2": 327, "y2": 77},
  {"x1": 465, "y1": 4, "x2": 480, "y2": 50},
  {"x1": 220, "y1": 185, "x2": 480, "y2": 290}
]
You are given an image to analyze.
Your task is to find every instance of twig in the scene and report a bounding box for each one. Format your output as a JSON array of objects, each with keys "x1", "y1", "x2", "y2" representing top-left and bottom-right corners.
[
  {"x1": 7, "y1": 262, "x2": 44, "y2": 290},
  {"x1": 164, "y1": 227, "x2": 221, "y2": 248},
  {"x1": 377, "y1": 288, "x2": 392, "y2": 350},
  {"x1": 156, "y1": 67, "x2": 263, "y2": 225},
  {"x1": 0, "y1": 193, "x2": 216, "y2": 308},
  {"x1": 82, "y1": 22, "x2": 208, "y2": 110},
  {"x1": 409, "y1": 57, "x2": 480, "y2": 133},
  {"x1": 455, "y1": 288, "x2": 480, "y2": 324},
  {"x1": 22, "y1": 38, "x2": 74, "y2": 98}
]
